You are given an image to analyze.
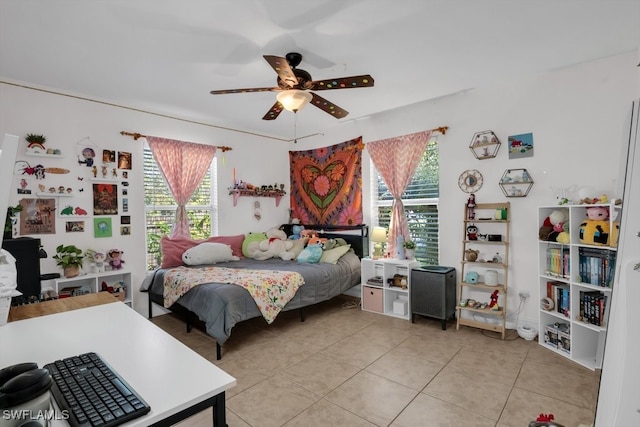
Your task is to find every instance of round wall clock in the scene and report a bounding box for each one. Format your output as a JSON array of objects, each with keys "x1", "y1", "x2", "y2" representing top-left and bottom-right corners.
[{"x1": 458, "y1": 169, "x2": 483, "y2": 193}]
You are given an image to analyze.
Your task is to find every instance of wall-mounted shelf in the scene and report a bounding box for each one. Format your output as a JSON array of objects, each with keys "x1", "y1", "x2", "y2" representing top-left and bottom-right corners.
[
  {"x1": 499, "y1": 168, "x2": 534, "y2": 197},
  {"x1": 36, "y1": 192, "x2": 73, "y2": 197},
  {"x1": 25, "y1": 152, "x2": 64, "y2": 158},
  {"x1": 229, "y1": 189, "x2": 286, "y2": 207},
  {"x1": 469, "y1": 130, "x2": 501, "y2": 160}
]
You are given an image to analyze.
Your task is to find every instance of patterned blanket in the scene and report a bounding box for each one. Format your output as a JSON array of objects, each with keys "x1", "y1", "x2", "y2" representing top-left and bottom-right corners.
[{"x1": 163, "y1": 266, "x2": 305, "y2": 324}]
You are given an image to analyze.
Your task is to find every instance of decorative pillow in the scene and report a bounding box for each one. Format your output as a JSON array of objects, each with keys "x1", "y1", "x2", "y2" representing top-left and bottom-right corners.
[
  {"x1": 296, "y1": 244, "x2": 323, "y2": 263},
  {"x1": 182, "y1": 243, "x2": 239, "y2": 265},
  {"x1": 242, "y1": 232, "x2": 268, "y2": 257},
  {"x1": 320, "y1": 244, "x2": 352, "y2": 264},
  {"x1": 289, "y1": 237, "x2": 309, "y2": 259},
  {"x1": 160, "y1": 234, "x2": 245, "y2": 268}
]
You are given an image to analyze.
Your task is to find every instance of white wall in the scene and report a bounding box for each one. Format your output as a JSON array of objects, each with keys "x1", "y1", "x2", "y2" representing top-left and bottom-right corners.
[
  {"x1": 0, "y1": 83, "x2": 292, "y2": 315},
  {"x1": 298, "y1": 51, "x2": 639, "y2": 328},
  {"x1": 1, "y1": 51, "x2": 637, "y2": 323}
]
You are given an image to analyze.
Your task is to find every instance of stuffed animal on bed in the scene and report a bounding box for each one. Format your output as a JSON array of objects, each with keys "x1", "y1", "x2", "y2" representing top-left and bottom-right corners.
[
  {"x1": 247, "y1": 228, "x2": 295, "y2": 261},
  {"x1": 288, "y1": 224, "x2": 305, "y2": 240},
  {"x1": 182, "y1": 242, "x2": 240, "y2": 265}
]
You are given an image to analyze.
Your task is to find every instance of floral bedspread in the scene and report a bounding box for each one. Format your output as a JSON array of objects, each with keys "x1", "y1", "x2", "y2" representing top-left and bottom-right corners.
[{"x1": 163, "y1": 266, "x2": 305, "y2": 324}]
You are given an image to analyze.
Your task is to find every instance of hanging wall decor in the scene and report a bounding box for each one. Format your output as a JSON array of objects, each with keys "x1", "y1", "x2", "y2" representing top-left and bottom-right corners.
[
  {"x1": 469, "y1": 130, "x2": 501, "y2": 160},
  {"x1": 94, "y1": 217, "x2": 112, "y2": 238},
  {"x1": 507, "y1": 132, "x2": 534, "y2": 159},
  {"x1": 93, "y1": 183, "x2": 118, "y2": 215},
  {"x1": 499, "y1": 168, "x2": 534, "y2": 197},
  {"x1": 18, "y1": 198, "x2": 56, "y2": 234},
  {"x1": 458, "y1": 169, "x2": 484, "y2": 193}
]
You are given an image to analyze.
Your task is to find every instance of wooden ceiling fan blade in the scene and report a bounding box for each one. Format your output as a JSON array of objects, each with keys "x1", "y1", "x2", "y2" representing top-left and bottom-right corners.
[
  {"x1": 263, "y1": 55, "x2": 298, "y2": 88},
  {"x1": 310, "y1": 93, "x2": 348, "y2": 118},
  {"x1": 210, "y1": 87, "x2": 278, "y2": 95},
  {"x1": 311, "y1": 74, "x2": 374, "y2": 91},
  {"x1": 262, "y1": 101, "x2": 284, "y2": 120}
]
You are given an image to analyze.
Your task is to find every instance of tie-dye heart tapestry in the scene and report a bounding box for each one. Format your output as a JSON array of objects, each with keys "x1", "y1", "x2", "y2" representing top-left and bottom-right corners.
[{"x1": 289, "y1": 137, "x2": 363, "y2": 225}]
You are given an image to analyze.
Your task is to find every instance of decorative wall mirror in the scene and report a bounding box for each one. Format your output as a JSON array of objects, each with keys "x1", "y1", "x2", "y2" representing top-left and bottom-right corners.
[{"x1": 458, "y1": 169, "x2": 484, "y2": 193}]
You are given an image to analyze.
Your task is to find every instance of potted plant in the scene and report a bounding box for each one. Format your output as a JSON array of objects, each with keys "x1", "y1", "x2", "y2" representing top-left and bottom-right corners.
[
  {"x1": 25, "y1": 133, "x2": 46, "y2": 145},
  {"x1": 53, "y1": 244, "x2": 84, "y2": 278},
  {"x1": 3, "y1": 204, "x2": 22, "y2": 240},
  {"x1": 403, "y1": 240, "x2": 417, "y2": 260}
]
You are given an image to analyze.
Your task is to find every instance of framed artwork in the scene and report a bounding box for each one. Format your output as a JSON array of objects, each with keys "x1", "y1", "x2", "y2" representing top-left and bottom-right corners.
[
  {"x1": 19, "y1": 198, "x2": 56, "y2": 235},
  {"x1": 65, "y1": 221, "x2": 85, "y2": 232},
  {"x1": 118, "y1": 151, "x2": 132, "y2": 169},
  {"x1": 102, "y1": 149, "x2": 116, "y2": 163},
  {"x1": 121, "y1": 215, "x2": 131, "y2": 225},
  {"x1": 508, "y1": 132, "x2": 534, "y2": 159},
  {"x1": 94, "y1": 217, "x2": 112, "y2": 238},
  {"x1": 93, "y1": 184, "x2": 118, "y2": 215},
  {"x1": 120, "y1": 225, "x2": 131, "y2": 236}
]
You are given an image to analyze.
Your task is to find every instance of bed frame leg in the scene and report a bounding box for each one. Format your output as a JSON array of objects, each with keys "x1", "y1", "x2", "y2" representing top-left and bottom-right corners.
[
  {"x1": 147, "y1": 292, "x2": 153, "y2": 319},
  {"x1": 216, "y1": 342, "x2": 222, "y2": 360},
  {"x1": 299, "y1": 308, "x2": 305, "y2": 322}
]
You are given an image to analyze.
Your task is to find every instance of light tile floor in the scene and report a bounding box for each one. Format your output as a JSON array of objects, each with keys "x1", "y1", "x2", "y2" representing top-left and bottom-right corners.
[{"x1": 151, "y1": 296, "x2": 600, "y2": 427}]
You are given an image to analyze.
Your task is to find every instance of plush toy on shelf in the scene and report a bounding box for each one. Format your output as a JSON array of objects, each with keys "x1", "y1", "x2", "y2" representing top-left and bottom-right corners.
[
  {"x1": 579, "y1": 206, "x2": 611, "y2": 246},
  {"x1": 108, "y1": 249, "x2": 125, "y2": 270},
  {"x1": 489, "y1": 290, "x2": 500, "y2": 311}
]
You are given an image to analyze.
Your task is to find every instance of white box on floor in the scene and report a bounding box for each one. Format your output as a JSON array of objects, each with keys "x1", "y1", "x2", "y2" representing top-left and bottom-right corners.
[{"x1": 393, "y1": 299, "x2": 408, "y2": 316}]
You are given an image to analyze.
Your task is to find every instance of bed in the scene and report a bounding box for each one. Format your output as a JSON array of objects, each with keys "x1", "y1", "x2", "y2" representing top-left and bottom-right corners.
[{"x1": 144, "y1": 224, "x2": 368, "y2": 359}]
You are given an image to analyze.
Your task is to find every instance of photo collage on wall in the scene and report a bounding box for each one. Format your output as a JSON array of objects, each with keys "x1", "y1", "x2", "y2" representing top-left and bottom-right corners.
[{"x1": 10, "y1": 135, "x2": 135, "y2": 239}]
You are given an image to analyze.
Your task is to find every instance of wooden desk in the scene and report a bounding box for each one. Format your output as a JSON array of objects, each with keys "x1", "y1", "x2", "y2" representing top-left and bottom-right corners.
[
  {"x1": 8, "y1": 292, "x2": 118, "y2": 322},
  {"x1": 1, "y1": 302, "x2": 236, "y2": 427}
]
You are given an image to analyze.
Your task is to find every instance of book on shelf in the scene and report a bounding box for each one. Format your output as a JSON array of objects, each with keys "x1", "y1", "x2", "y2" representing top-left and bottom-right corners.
[
  {"x1": 545, "y1": 246, "x2": 570, "y2": 279},
  {"x1": 578, "y1": 247, "x2": 616, "y2": 288},
  {"x1": 546, "y1": 281, "x2": 570, "y2": 318},
  {"x1": 579, "y1": 291, "x2": 608, "y2": 326}
]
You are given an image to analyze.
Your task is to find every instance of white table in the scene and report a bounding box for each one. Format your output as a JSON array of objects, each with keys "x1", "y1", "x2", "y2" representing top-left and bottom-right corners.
[{"x1": 0, "y1": 302, "x2": 236, "y2": 426}]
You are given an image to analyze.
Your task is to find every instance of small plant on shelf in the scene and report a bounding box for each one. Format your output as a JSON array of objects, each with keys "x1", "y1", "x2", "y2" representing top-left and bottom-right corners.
[
  {"x1": 53, "y1": 244, "x2": 84, "y2": 278},
  {"x1": 403, "y1": 240, "x2": 416, "y2": 250},
  {"x1": 3, "y1": 204, "x2": 22, "y2": 239},
  {"x1": 25, "y1": 133, "x2": 46, "y2": 145}
]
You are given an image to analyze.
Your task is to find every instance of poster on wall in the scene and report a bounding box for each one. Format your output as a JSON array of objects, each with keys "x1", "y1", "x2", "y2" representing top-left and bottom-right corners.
[
  {"x1": 94, "y1": 217, "x2": 112, "y2": 238},
  {"x1": 93, "y1": 184, "x2": 118, "y2": 215},
  {"x1": 508, "y1": 132, "x2": 534, "y2": 159},
  {"x1": 19, "y1": 198, "x2": 56, "y2": 234},
  {"x1": 118, "y1": 151, "x2": 132, "y2": 169}
]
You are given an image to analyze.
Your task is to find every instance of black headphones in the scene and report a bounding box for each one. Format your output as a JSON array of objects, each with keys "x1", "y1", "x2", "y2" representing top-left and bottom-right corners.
[{"x1": 0, "y1": 363, "x2": 52, "y2": 409}]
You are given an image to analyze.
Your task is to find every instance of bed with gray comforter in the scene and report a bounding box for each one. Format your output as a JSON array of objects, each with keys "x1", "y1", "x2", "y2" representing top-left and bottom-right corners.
[{"x1": 145, "y1": 224, "x2": 368, "y2": 358}]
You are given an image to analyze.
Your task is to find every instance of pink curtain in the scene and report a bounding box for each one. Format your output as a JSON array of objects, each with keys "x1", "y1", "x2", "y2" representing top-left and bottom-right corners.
[
  {"x1": 147, "y1": 137, "x2": 216, "y2": 239},
  {"x1": 367, "y1": 130, "x2": 432, "y2": 257}
]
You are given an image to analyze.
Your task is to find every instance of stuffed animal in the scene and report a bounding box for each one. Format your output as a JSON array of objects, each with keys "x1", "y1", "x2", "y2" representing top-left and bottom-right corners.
[
  {"x1": 308, "y1": 235, "x2": 328, "y2": 246},
  {"x1": 288, "y1": 224, "x2": 305, "y2": 240},
  {"x1": 108, "y1": 249, "x2": 125, "y2": 270},
  {"x1": 466, "y1": 225, "x2": 478, "y2": 241},
  {"x1": 547, "y1": 209, "x2": 569, "y2": 241},
  {"x1": 464, "y1": 249, "x2": 479, "y2": 262},
  {"x1": 580, "y1": 206, "x2": 611, "y2": 245},
  {"x1": 248, "y1": 228, "x2": 295, "y2": 260},
  {"x1": 93, "y1": 252, "x2": 106, "y2": 273},
  {"x1": 489, "y1": 290, "x2": 499, "y2": 310}
]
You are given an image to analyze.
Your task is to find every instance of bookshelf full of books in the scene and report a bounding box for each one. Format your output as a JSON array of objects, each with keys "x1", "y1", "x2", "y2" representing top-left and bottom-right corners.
[{"x1": 538, "y1": 202, "x2": 621, "y2": 370}]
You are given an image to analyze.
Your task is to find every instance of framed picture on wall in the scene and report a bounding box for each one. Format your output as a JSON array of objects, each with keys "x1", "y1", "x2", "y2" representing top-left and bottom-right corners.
[
  {"x1": 93, "y1": 184, "x2": 118, "y2": 215},
  {"x1": 508, "y1": 132, "x2": 534, "y2": 159},
  {"x1": 94, "y1": 217, "x2": 112, "y2": 238}
]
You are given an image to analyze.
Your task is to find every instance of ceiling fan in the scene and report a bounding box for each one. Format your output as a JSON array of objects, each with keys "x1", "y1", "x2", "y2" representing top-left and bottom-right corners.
[{"x1": 210, "y1": 52, "x2": 374, "y2": 120}]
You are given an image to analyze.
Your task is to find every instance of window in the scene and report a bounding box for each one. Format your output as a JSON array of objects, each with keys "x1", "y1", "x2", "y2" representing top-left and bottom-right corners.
[
  {"x1": 371, "y1": 140, "x2": 439, "y2": 264},
  {"x1": 143, "y1": 146, "x2": 217, "y2": 270}
]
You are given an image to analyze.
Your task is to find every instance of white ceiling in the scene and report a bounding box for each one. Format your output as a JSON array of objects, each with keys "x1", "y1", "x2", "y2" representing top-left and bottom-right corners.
[{"x1": 1, "y1": 0, "x2": 638, "y2": 141}]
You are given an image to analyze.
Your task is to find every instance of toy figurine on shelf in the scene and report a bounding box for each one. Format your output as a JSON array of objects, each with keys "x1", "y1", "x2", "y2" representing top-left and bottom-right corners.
[
  {"x1": 490, "y1": 290, "x2": 500, "y2": 311},
  {"x1": 467, "y1": 193, "x2": 476, "y2": 219}
]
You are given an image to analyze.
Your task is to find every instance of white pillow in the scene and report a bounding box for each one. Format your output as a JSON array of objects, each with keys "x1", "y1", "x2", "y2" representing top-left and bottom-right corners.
[{"x1": 181, "y1": 242, "x2": 240, "y2": 265}]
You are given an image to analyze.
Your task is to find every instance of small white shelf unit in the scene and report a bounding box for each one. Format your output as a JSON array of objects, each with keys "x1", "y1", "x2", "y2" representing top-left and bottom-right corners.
[
  {"x1": 361, "y1": 258, "x2": 420, "y2": 320},
  {"x1": 53, "y1": 269, "x2": 132, "y2": 305}
]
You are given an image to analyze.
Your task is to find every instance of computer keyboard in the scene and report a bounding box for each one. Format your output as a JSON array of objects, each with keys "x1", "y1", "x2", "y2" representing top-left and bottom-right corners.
[{"x1": 44, "y1": 352, "x2": 150, "y2": 427}]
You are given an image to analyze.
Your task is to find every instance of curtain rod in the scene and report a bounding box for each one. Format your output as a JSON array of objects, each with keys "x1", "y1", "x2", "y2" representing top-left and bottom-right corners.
[
  {"x1": 119, "y1": 131, "x2": 233, "y2": 152},
  {"x1": 431, "y1": 126, "x2": 449, "y2": 134}
]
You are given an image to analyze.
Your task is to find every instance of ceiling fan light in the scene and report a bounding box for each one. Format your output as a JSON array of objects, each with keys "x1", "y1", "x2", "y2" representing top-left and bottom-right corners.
[{"x1": 276, "y1": 89, "x2": 312, "y2": 112}]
